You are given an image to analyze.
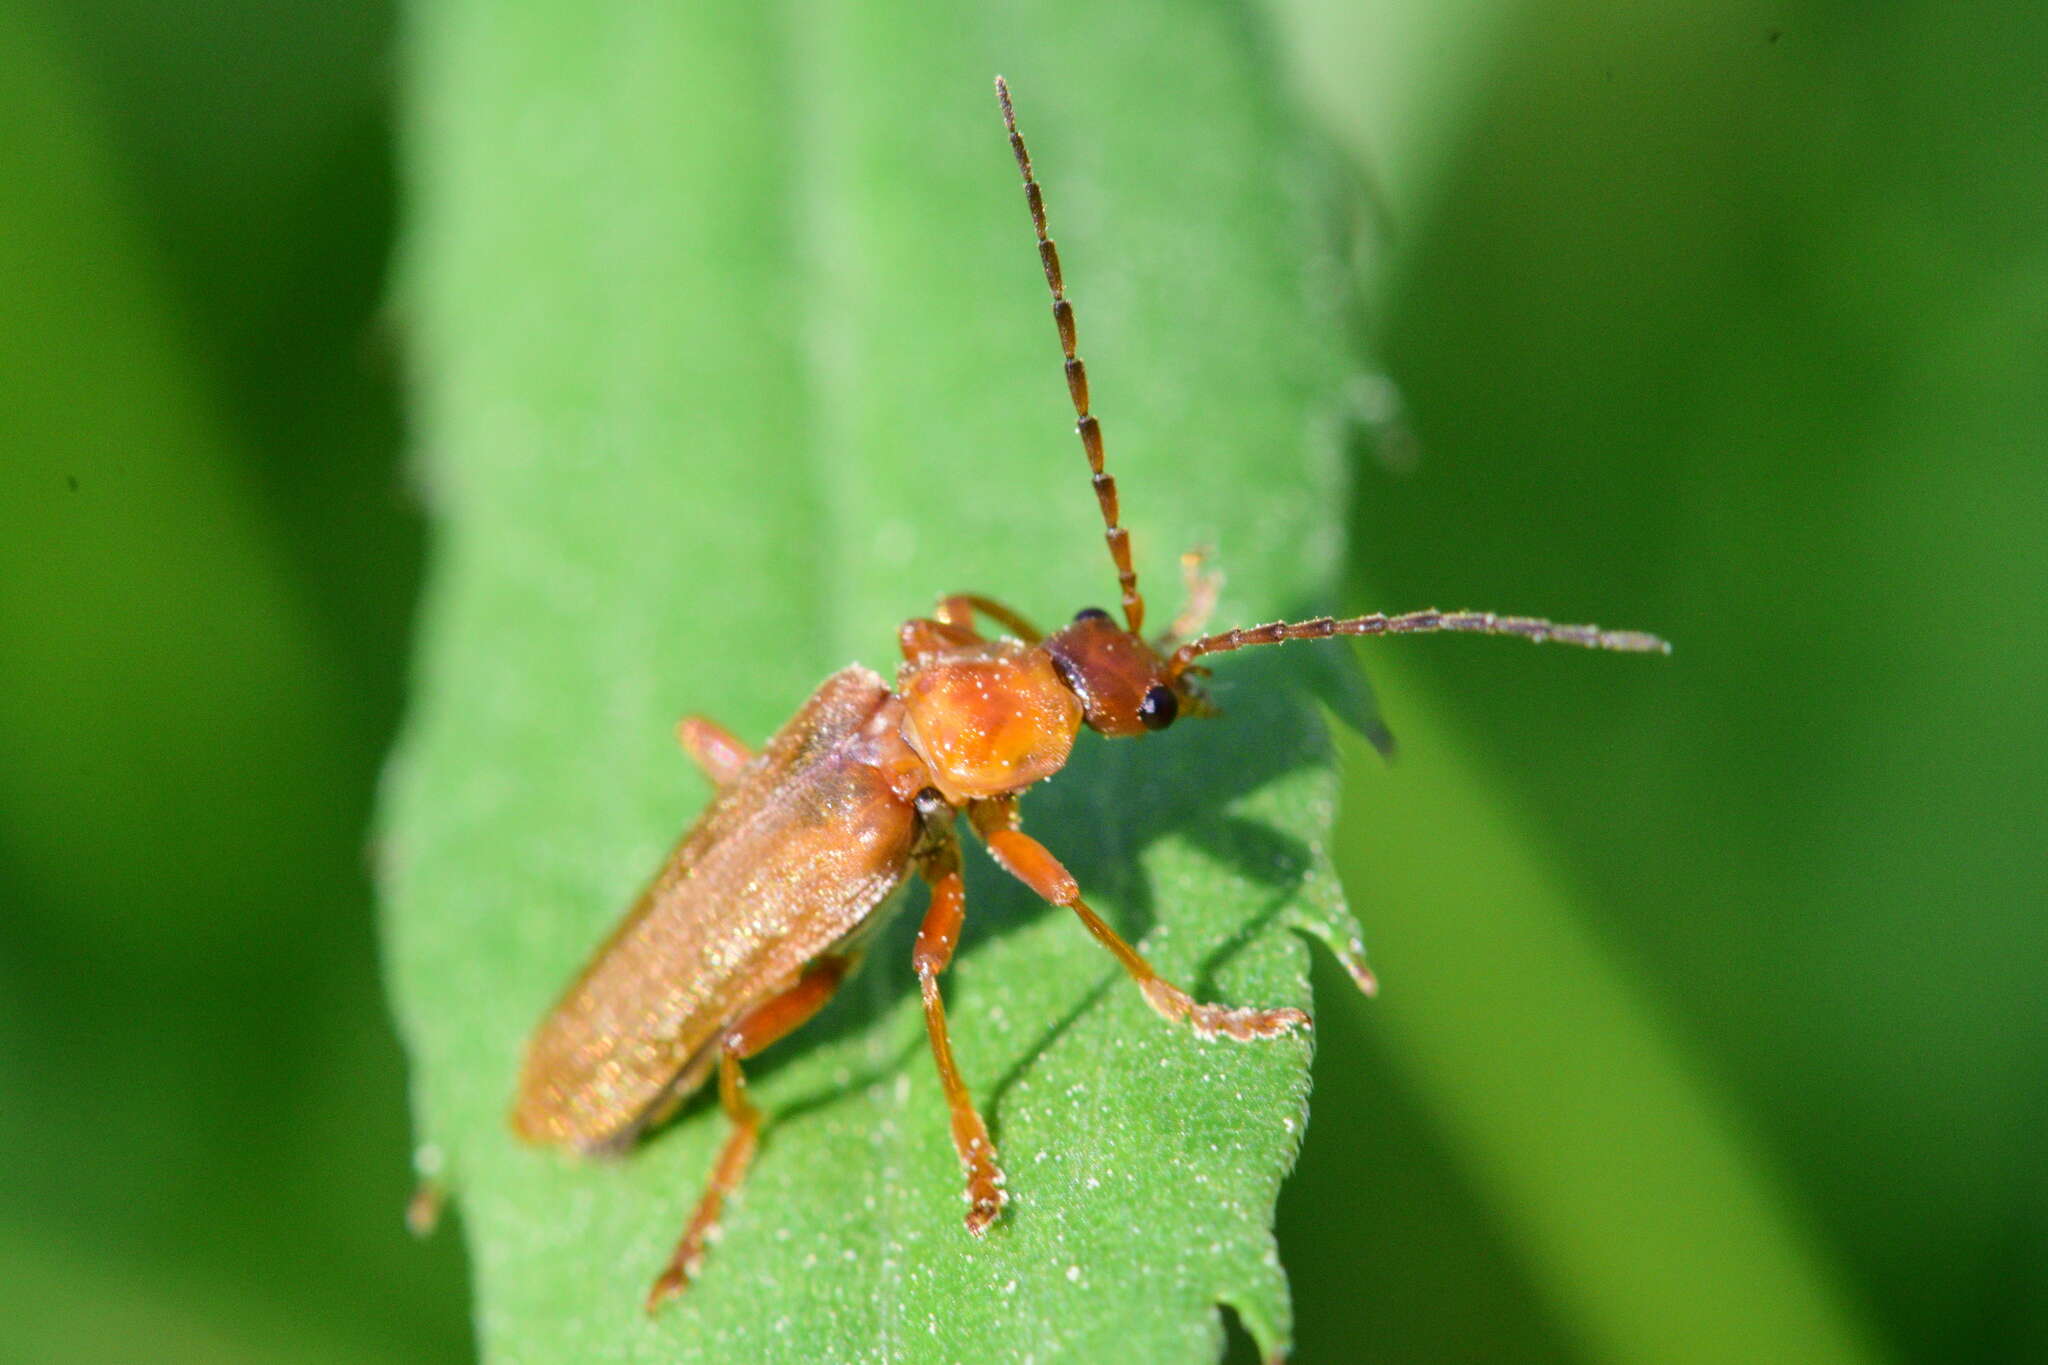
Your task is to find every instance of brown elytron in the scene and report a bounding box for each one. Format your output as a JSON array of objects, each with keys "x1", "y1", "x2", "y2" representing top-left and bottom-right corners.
[{"x1": 511, "y1": 76, "x2": 1672, "y2": 1312}]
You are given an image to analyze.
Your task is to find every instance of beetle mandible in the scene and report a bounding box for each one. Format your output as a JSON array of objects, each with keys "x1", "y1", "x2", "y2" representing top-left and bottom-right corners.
[{"x1": 510, "y1": 76, "x2": 1672, "y2": 1311}]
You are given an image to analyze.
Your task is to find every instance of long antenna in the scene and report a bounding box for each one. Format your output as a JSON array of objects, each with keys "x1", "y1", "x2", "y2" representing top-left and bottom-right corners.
[
  {"x1": 996, "y1": 75, "x2": 1145, "y2": 636},
  {"x1": 1167, "y1": 609, "x2": 1671, "y2": 678}
]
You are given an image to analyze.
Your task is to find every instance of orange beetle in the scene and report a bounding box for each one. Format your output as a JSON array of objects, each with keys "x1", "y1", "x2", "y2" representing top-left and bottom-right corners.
[{"x1": 511, "y1": 77, "x2": 1671, "y2": 1311}]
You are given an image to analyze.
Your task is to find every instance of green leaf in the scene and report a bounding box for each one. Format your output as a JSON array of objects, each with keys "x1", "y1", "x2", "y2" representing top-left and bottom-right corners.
[
  {"x1": 0, "y1": 2, "x2": 347, "y2": 956},
  {"x1": 1327, "y1": 700, "x2": 1886, "y2": 1365},
  {"x1": 380, "y1": 2, "x2": 1371, "y2": 1360}
]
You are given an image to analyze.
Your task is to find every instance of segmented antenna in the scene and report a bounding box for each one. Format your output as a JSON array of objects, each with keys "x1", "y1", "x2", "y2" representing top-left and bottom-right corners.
[
  {"x1": 1166, "y1": 609, "x2": 1672, "y2": 678},
  {"x1": 996, "y1": 76, "x2": 1145, "y2": 636}
]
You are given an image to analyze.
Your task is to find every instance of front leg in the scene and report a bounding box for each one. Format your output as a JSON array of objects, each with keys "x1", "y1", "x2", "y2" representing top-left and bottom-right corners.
[
  {"x1": 936, "y1": 593, "x2": 1044, "y2": 645},
  {"x1": 675, "y1": 716, "x2": 752, "y2": 786},
  {"x1": 969, "y1": 799, "x2": 1307, "y2": 1041},
  {"x1": 901, "y1": 597, "x2": 1045, "y2": 666},
  {"x1": 1159, "y1": 548, "x2": 1224, "y2": 647}
]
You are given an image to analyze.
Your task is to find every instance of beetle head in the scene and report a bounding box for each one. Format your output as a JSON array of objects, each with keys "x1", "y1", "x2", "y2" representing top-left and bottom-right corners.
[{"x1": 1043, "y1": 607, "x2": 1209, "y2": 738}]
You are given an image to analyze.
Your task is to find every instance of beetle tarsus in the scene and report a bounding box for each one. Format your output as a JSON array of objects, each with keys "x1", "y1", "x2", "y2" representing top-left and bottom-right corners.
[
  {"x1": 644, "y1": 1261, "x2": 692, "y2": 1314},
  {"x1": 963, "y1": 1158, "x2": 1008, "y2": 1236},
  {"x1": 1139, "y1": 977, "x2": 1309, "y2": 1041}
]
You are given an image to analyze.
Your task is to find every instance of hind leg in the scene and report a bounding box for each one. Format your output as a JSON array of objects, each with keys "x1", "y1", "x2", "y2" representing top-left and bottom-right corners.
[{"x1": 644, "y1": 956, "x2": 851, "y2": 1311}]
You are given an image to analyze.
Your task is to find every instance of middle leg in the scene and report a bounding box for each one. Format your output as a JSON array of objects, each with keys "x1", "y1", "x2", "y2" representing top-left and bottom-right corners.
[{"x1": 914, "y1": 829, "x2": 1008, "y2": 1233}]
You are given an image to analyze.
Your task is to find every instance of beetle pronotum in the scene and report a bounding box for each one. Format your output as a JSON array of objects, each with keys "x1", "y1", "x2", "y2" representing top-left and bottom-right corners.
[{"x1": 510, "y1": 77, "x2": 1670, "y2": 1311}]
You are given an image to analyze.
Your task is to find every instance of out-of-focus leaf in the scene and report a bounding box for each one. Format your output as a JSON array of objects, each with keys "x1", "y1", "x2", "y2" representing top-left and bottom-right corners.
[
  {"x1": 0, "y1": 4, "x2": 342, "y2": 955},
  {"x1": 1293, "y1": 0, "x2": 2048, "y2": 1360},
  {"x1": 381, "y1": 2, "x2": 1375, "y2": 1360},
  {"x1": 1329, "y1": 700, "x2": 1886, "y2": 1365},
  {"x1": 0, "y1": 1228, "x2": 415, "y2": 1365}
]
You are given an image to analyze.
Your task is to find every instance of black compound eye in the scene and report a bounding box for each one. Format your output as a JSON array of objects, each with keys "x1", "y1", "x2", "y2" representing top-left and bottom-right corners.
[
  {"x1": 1137, "y1": 683, "x2": 1178, "y2": 731},
  {"x1": 1073, "y1": 607, "x2": 1112, "y2": 623}
]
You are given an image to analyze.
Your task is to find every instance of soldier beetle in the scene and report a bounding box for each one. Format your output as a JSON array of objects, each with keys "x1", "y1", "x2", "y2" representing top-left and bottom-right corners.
[{"x1": 510, "y1": 76, "x2": 1671, "y2": 1311}]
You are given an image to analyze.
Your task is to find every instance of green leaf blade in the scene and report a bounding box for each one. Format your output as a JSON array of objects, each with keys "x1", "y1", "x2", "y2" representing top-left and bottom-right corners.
[{"x1": 382, "y1": 3, "x2": 1369, "y2": 1359}]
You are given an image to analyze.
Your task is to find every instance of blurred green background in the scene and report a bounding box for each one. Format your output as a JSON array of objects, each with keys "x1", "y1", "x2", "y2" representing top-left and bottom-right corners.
[{"x1": 3, "y1": 1, "x2": 2042, "y2": 1362}]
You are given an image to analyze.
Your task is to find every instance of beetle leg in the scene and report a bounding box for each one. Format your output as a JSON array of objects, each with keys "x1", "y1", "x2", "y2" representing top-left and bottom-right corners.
[
  {"x1": 1159, "y1": 548, "x2": 1224, "y2": 648},
  {"x1": 914, "y1": 836, "x2": 1008, "y2": 1234},
  {"x1": 903, "y1": 592, "x2": 1047, "y2": 659},
  {"x1": 900, "y1": 616, "x2": 983, "y2": 663},
  {"x1": 674, "y1": 716, "x2": 752, "y2": 786},
  {"x1": 937, "y1": 593, "x2": 1045, "y2": 644},
  {"x1": 644, "y1": 956, "x2": 851, "y2": 1312},
  {"x1": 970, "y1": 801, "x2": 1308, "y2": 1042}
]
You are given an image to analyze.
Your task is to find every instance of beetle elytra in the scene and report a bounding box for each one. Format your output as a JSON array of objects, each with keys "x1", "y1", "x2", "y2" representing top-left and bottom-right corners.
[{"x1": 510, "y1": 76, "x2": 1671, "y2": 1312}]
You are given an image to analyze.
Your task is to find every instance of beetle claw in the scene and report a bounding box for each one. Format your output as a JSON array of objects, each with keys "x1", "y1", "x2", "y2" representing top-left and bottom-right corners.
[
  {"x1": 644, "y1": 1262, "x2": 690, "y2": 1315},
  {"x1": 965, "y1": 1192, "x2": 1006, "y2": 1236}
]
